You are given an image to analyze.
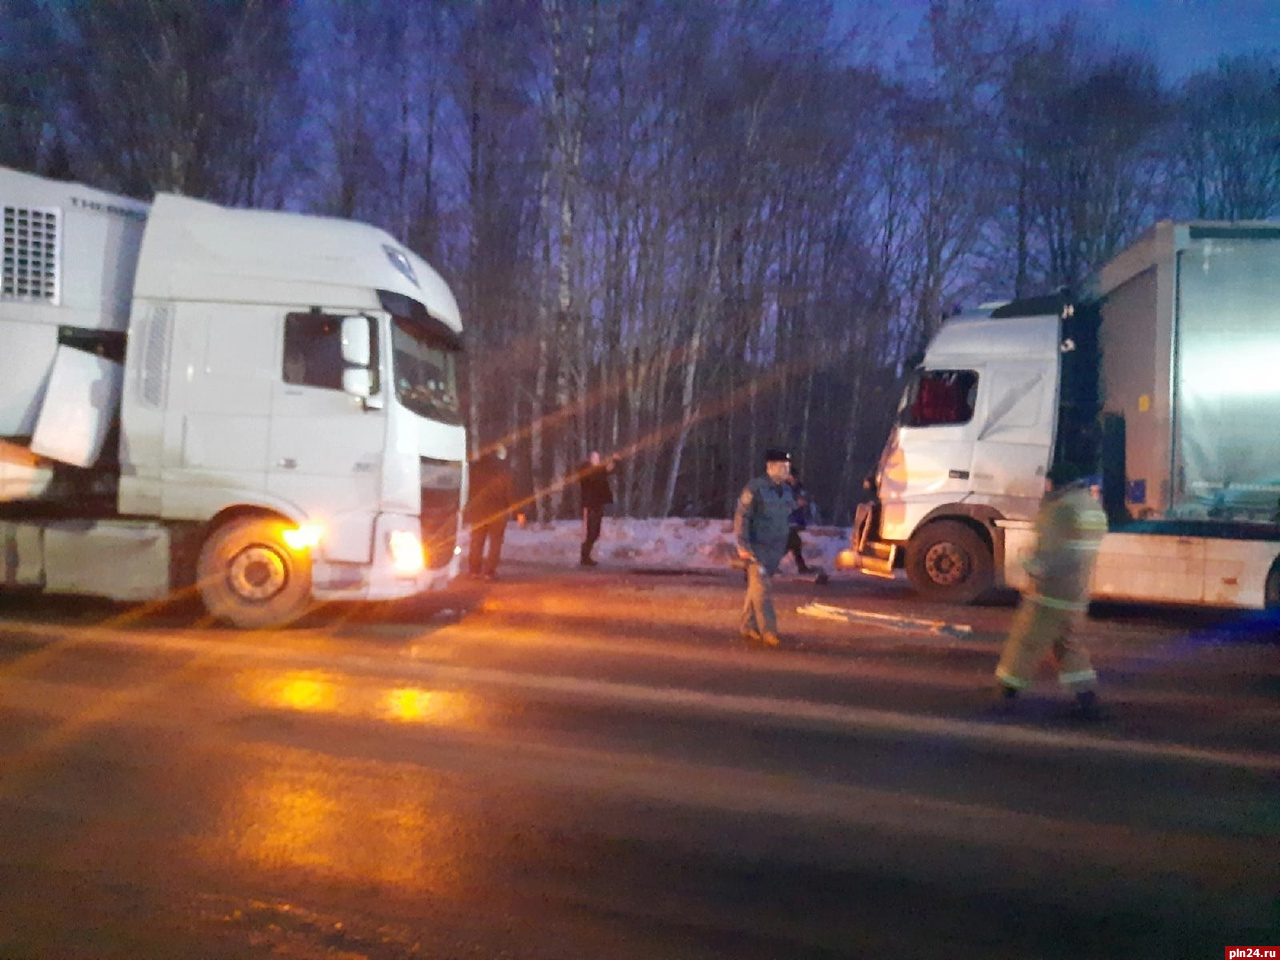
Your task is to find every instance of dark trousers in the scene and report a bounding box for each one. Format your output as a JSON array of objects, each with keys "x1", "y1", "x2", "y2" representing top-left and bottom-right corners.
[
  {"x1": 468, "y1": 520, "x2": 506, "y2": 575},
  {"x1": 581, "y1": 506, "x2": 603, "y2": 561},
  {"x1": 786, "y1": 528, "x2": 809, "y2": 572}
]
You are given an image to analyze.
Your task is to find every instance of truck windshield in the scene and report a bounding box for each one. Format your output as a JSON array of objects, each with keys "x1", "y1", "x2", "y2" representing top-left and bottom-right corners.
[{"x1": 391, "y1": 316, "x2": 461, "y2": 424}]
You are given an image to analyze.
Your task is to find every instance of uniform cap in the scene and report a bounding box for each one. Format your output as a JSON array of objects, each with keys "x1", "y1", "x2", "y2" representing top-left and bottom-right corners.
[{"x1": 763, "y1": 448, "x2": 791, "y2": 465}]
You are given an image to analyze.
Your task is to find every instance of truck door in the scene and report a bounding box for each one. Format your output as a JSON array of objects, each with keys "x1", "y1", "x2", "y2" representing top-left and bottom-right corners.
[
  {"x1": 879, "y1": 366, "x2": 981, "y2": 541},
  {"x1": 268, "y1": 311, "x2": 385, "y2": 564},
  {"x1": 969, "y1": 360, "x2": 1056, "y2": 503}
]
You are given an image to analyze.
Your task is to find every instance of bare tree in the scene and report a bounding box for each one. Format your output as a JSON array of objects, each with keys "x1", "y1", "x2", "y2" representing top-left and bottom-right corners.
[
  {"x1": 58, "y1": 0, "x2": 296, "y2": 200},
  {"x1": 997, "y1": 17, "x2": 1167, "y2": 292},
  {"x1": 1174, "y1": 55, "x2": 1280, "y2": 220}
]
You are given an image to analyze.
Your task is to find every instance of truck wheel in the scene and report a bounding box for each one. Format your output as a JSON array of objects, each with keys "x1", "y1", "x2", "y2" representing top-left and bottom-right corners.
[
  {"x1": 905, "y1": 520, "x2": 993, "y2": 604},
  {"x1": 196, "y1": 515, "x2": 313, "y2": 629}
]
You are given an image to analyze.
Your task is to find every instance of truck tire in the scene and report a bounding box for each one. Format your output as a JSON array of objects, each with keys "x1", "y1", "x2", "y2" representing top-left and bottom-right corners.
[
  {"x1": 905, "y1": 520, "x2": 993, "y2": 604},
  {"x1": 196, "y1": 515, "x2": 313, "y2": 629}
]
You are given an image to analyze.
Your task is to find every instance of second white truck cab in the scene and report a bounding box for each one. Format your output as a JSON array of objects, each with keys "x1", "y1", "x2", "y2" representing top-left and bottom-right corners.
[{"x1": 845, "y1": 221, "x2": 1280, "y2": 611}]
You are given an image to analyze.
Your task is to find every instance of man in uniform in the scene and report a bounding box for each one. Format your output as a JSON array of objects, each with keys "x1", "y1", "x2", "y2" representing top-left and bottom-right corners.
[
  {"x1": 994, "y1": 461, "x2": 1109, "y2": 718},
  {"x1": 733, "y1": 448, "x2": 797, "y2": 647}
]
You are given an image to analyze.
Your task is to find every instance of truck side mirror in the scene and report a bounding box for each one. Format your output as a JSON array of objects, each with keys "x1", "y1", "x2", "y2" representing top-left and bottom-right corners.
[
  {"x1": 340, "y1": 316, "x2": 372, "y2": 367},
  {"x1": 342, "y1": 368, "x2": 372, "y2": 398},
  {"x1": 340, "y1": 316, "x2": 380, "y2": 404}
]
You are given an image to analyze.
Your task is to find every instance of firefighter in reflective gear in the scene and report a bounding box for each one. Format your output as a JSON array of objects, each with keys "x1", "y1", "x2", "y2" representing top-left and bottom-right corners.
[
  {"x1": 995, "y1": 461, "x2": 1108, "y2": 718},
  {"x1": 733, "y1": 448, "x2": 797, "y2": 646}
]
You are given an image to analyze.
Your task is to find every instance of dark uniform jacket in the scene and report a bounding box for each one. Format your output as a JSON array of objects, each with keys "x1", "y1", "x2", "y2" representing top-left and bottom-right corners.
[
  {"x1": 734, "y1": 476, "x2": 797, "y2": 573},
  {"x1": 578, "y1": 462, "x2": 615, "y2": 511},
  {"x1": 464, "y1": 453, "x2": 516, "y2": 526}
]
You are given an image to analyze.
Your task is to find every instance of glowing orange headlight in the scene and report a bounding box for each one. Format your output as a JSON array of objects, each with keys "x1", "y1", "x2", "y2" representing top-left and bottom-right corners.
[
  {"x1": 388, "y1": 530, "x2": 425, "y2": 575},
  {"x1": 282, "y1": 523, "x2": 324, "y2": 551}
]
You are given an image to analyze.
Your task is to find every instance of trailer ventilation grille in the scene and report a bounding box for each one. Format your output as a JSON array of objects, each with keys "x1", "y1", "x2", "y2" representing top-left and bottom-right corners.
[{"x1": 2, "y1": 205, "x2": 60, "y2": 303}]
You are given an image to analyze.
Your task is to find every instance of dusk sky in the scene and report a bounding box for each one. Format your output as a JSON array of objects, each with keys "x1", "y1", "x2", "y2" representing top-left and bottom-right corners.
[
  {"x1": 836, "y1": 0, "x2": 1280, "y2": 78},
  {"x1": 1031, "y1": 0, "x2": 1279, "y2": 74}
]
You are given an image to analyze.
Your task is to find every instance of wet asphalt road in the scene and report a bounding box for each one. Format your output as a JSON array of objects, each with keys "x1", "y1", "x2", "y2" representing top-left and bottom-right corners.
[{"x1": 0, "y1": 563, "x2": 1277, "y2": 959}]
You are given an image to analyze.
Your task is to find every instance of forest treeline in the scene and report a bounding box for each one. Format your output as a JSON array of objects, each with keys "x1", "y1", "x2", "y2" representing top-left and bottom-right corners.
[{"x1": 2, "y1": 0, "x2": 1278, "y2": 523}]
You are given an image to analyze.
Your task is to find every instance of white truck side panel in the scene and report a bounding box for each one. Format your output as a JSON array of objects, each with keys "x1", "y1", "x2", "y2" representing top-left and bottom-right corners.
[
  {"x1": 0, "y1": 168, "x2": 147, "y2": 331},
  {"x1": 0, "y1": 323, "x2": 57, "y2": 435},
  {"x1": 158, "y1": 303, "x2": 274, "y2": 515},
  {"x1": 43, "y1": 521, "x2": 170, "y2": 600},
  {"x1": 0, "y1": 520, "x2": 170, "y2": 600},
  {"x1": 1005, "y1": 527, "x2": 1274, "y2": 608},
  {"x1": 1, "y1": 169, "x2": 147, "y2": 439},
  {"x1": 29, "y1": 346, "x2": 123, "y2": 467}
]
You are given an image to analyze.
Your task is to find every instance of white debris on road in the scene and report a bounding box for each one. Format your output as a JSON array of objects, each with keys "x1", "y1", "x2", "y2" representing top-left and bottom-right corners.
[{"x1": 797, "y1": 602, "x2": 973, "y2": 639}]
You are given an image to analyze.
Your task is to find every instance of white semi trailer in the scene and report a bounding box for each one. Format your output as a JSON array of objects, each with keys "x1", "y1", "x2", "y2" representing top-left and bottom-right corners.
[
  {"x1": 842, "y1": 220, "x2": 1280, "y2": 609},
  {"x1": 0, "y1": 166, "x2": 468, "y2": 627}
]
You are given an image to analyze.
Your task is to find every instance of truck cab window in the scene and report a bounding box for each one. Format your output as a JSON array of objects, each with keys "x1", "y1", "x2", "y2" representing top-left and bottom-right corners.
[
  {"x1": 283, "y1": 313, "x2": 345, "y2": 390},
  {"x1": 901, "y1": 369, "x2": 978, "y2": 427}
]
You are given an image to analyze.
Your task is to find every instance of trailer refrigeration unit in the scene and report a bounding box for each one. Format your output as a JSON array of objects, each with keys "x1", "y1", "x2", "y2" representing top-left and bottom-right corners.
[
  {"x1": 842, "y1": 220, "x2": 1280, "y2": 609},
  {"x1": 0, "y1": 166, "x2": 468, "y2": 627}
]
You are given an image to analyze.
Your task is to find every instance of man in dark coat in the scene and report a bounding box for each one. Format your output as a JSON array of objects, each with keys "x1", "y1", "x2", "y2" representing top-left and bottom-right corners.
[
  {"x1": 464, "y1": 444, "x2": 516, "y2": 579},
  {"x1": 785, "y1": 471, "x2": 812, "y2": 574},
  {"x1": 577, "y1": 450, "x2": 617, "y2": 566},
  {"x1": 733, "y1": 448, "x2": 797, "y2": 646}
]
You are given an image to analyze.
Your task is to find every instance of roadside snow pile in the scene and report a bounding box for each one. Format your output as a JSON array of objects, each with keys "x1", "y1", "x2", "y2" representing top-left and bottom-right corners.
[{"x1": 489, "y1": 517, "x2": 850, "y2": 572}]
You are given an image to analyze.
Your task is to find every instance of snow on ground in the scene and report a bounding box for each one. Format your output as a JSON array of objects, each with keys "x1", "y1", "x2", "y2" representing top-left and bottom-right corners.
[{"x1": 477, "y1": 517, "x2": 852, "y2": 572}]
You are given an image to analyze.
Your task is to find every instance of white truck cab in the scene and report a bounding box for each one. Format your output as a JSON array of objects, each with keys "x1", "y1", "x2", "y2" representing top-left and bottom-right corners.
[
  {"x1": 0, "y1": 166, "x2": 467, "y2": 627},
  {"x1": 845, "y1": 222, "x2": 1280, "y2": 611}
]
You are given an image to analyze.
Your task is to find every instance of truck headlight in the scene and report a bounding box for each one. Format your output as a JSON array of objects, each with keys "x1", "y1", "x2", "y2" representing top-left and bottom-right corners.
[
  {"x1": 387, "y1": 529, "x2": 425, "y2": 575},
  {"x1": 282, "y1": 523, "x2": 324, "y2": 551}
]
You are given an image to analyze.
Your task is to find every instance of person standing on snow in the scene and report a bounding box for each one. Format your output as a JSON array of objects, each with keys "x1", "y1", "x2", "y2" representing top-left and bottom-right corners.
[
  {"x1": 463, "y1": 443, "x2": 516, "y2": 580},
  {"x1": 994, "y1": 460, "x2": 1108, "y2": 718},
  {"x1": 733, "y1": 448, "x2": 797, "y2": 647},
  {"x1": 577, "y1": 450, "x2": 618, "y2": 567}
]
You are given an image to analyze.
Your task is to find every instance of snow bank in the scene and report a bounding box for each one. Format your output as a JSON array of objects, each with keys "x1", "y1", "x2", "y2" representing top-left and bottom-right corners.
[{"x1": 481, "y1": 517, "x2": 851, "y2": 572}]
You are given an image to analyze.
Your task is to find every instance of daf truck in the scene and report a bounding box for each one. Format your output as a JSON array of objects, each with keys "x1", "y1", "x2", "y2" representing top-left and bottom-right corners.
[
  {"x1": 842, "y1": 220, "x2": 1280, "y2": 610},
  {"x1": 0, "y1": 166, "x2": 467, "y2": 627}
]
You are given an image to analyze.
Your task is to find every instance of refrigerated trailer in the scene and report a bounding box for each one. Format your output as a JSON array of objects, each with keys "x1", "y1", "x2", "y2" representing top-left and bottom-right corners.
[
  {"x1": 0, "y1": 166, "x2": 468, "y2": 627},
  {"x1": 842, "y1": 220, "x2": 1280, "y2": 609}
]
